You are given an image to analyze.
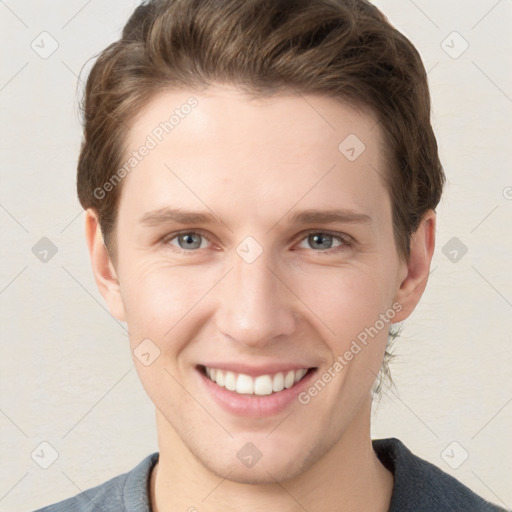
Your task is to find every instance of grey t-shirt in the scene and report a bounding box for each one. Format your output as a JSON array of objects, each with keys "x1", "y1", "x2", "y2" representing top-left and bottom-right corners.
[{"x1": 31, "y1": 438, "x2": 507, "y2": 511}]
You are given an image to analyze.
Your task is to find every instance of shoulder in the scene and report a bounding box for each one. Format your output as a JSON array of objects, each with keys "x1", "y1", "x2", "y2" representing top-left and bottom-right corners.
[
  {"x1": 373, "y1": 438, "x2": 507, "y2": 512},
  {"x1": 30, "y1": 453, "x2": 158, "y2": 512}
]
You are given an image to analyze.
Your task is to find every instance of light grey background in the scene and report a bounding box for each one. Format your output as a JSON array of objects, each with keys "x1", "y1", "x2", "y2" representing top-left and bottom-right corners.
[{"x1": 1, "y1": 1, "x2": 511, "y2": 510}]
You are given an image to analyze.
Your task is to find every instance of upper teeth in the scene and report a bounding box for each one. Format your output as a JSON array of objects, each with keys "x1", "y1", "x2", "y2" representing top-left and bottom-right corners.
[{"x1": 205, "y1": 367, "x2": 309, "y2": 396}]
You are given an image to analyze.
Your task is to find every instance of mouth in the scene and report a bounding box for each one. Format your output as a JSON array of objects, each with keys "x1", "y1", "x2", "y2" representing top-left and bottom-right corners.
[{"x1": 198, "y1": 364, "x2": 317, "y2": 396}]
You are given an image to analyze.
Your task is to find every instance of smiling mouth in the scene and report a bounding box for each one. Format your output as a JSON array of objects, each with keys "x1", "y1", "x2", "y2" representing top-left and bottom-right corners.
[{"x1": 198, "y1": 365, "x2": 316, "y2": 396}]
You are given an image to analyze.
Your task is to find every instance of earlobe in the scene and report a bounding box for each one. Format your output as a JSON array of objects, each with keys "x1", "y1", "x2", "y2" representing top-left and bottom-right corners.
[
  {"x1": 84, "y1": 209, "x2": 126, "y2": 322},
  {"x1": 393, "y1": 210, "x2": 436, "y2": 323}
]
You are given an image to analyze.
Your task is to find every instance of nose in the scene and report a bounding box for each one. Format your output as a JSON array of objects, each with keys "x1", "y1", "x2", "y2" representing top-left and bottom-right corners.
[{"x1": 214, "y1": 250, "x2": 298, "y2": 348}]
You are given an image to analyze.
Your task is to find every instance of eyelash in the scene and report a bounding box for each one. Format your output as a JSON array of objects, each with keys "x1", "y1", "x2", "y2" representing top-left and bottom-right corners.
[{"x1": 160, "y1": 229, "x2": 353, "y2": 255}]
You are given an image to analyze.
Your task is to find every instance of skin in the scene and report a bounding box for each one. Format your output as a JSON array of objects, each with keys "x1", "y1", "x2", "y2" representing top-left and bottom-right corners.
[{"x1": 85, "y1": 84, "x2": 436, "y2": 511}]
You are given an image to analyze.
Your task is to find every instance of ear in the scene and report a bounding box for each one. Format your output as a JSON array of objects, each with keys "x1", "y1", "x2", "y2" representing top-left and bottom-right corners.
[
  {"x1": 392, "y1": 209, "x2": 436, "y2": 323},
  {"x1": 84, "y1": 209, "x2": 126, "y2": 322}
]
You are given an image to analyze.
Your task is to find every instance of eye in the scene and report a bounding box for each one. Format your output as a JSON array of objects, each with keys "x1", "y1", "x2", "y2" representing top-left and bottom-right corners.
[
  {"x1": 164, "y1": 231, "x2": 211, "y2": 251},
  {"x1": 161, "y1": 230, "x2": 352, "y2": 254},
  {"x1": 296, "y1": 231, "x2": 351, "y2": 252}
]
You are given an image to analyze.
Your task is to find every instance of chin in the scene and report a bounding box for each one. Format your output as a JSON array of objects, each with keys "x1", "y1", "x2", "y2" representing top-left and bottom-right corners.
[
  {"x1": 204, "y1": 457, "x2": 309, "y2": 486},
  {"x1": 194, "y1": 437, "x2": 324, "y2": 486}
]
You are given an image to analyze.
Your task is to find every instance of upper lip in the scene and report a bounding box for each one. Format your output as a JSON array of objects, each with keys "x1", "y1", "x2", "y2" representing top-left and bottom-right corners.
[{"x1": 198, "y1": 363, "x2": 317, "y2": 377}]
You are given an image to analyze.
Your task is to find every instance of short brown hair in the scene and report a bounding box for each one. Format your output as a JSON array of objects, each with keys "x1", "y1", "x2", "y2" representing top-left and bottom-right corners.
[{"x1": 77, "y1": 0, "x2": 445, "y2": 393}]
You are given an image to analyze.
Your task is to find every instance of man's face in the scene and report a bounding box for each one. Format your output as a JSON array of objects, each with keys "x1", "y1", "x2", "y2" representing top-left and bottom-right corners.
[{"x1": 100, "y1": 85, "x2": 412, "y2": 483}]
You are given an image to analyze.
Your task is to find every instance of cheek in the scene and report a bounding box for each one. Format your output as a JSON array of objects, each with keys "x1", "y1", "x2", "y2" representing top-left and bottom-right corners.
[
  {"x1": 291, "y1": 265, "x2": 393, "y2": 344},
  {"x1": 119, "y1": 255, "x2": 397, "y2": 355},
  {"x1": 119, "y1": 260, "x2": 221, "y2": 341}
]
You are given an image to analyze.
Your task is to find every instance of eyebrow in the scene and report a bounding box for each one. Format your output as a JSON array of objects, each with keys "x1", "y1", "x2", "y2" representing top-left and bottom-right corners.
[
  {"x1": 139, "y1": 207, "x2": 372, "y2": 227},
  {"x1": 140, "y1": 208, "x2": 219, "y2": 226},
  {"x1": 287, "y1": 209, "x2": 372, "y2": 225}
]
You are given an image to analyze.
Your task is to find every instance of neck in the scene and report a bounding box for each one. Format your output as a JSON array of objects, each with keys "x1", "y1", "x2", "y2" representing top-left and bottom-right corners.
[{"x1": 150, "y1": 396, "x2": 393, "y2": 512}]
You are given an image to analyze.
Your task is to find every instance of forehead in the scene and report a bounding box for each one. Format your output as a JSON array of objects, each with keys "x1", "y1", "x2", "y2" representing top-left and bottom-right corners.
[{"x1": 119, "y1": 84, "x2": 389, "y2": 225}]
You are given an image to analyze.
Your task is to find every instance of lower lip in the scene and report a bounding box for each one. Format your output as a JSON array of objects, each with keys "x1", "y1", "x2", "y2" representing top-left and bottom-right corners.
[{"x1": 197, "y1": 367, "x2": 317, "y2": 418}]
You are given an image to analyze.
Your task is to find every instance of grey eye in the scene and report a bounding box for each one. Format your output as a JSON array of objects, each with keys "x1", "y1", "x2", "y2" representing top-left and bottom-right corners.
[
  {"x1": 300, "y1": 233, "x2": 346, "y2": 251},
  {"x1": 308, "y1": 233, "x2": 334, "y2": 250},
  {"x1": 173, "y1": 232, "x2": 204, "y2": 250}
]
